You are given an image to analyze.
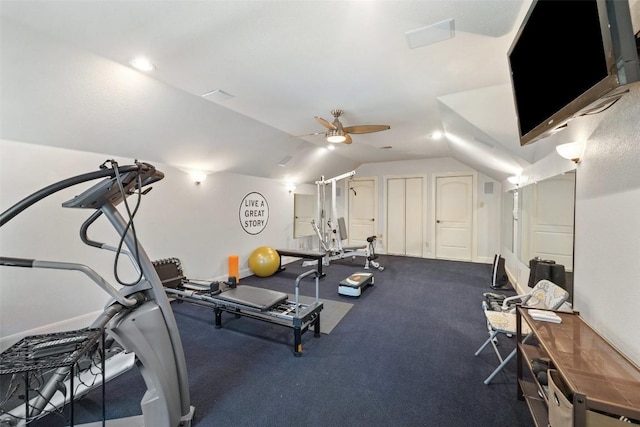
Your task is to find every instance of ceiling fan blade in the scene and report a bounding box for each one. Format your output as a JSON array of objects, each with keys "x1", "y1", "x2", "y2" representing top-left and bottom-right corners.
[
  {"x1": 343, "y1": 124, "x2": 390, "y2": 134},
  {"x1": 315, "y1": 116, "x2": 337, "y2": 130},
  {"x1": 343, "y1": 134, "x2": 353, "y2": 144}
]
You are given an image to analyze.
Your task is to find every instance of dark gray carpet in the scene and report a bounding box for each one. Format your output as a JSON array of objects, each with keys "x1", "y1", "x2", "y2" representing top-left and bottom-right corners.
[{"x1": 35, "y1": 255, "x2": 532, "y2": 426}]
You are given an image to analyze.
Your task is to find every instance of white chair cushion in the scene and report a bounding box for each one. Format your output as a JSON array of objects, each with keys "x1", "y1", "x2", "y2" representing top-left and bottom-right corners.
[
  {"x1": 526, "y1": 279, "x2": 569, "y2": 310},
  {"x1": 485, "y1": 311, "x2": 531, "y2": 335}
]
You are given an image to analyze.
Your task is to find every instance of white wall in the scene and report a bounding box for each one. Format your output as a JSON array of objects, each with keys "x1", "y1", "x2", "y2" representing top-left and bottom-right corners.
[
  {"x1": 0, "y1": 139, "x2": 300, "y2": 348},
  {"x1": 0, "y1": 142, "x2": 120, "y2": 347},
  {"x1": 355, "y1": 158, "x2": 501, "y2": 262},
  {"x1": 572, "y1": 84, "x2": 640, "y2": 366},
  {"x1": 501, "y1": 82, "x2": 640, "y2": 366}
]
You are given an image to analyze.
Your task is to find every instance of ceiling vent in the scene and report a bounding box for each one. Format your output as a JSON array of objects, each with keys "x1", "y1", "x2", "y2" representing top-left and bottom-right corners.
[
  {"x1": 278, "y1": 155, "x2": 293, "y2": 167},
  {"x1": 202, "y1": 89, "x2": 234, "y2": 102},
  {"x1": 405, "y1": 19, "x2": 455, "y2": 49}
]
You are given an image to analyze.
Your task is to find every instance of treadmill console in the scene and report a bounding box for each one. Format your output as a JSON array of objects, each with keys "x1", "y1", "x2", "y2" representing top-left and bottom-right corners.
[{"x1": 62, "y1": 162, "x2": 164, "y2": 209}]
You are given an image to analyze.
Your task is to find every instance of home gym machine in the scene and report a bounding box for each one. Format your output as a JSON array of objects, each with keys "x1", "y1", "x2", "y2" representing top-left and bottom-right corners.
[
  {"x1": 308, "y1": 171, "x2": 384, "y2": 271},
  {"x1": 0, "y1": 160, "x2": 194, "y2": 426},
  {"x1": 153, "y1": 258, "x2": 323, "y2": 357}
]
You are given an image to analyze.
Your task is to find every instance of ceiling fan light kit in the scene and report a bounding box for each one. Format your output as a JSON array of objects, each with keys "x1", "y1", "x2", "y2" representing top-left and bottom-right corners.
[
  {"x1": 313, "y1": 108, "x2": 390, "y2": 145},
  {"x1": 326, "y1": 129, "x2": 347, "y2": 143}
]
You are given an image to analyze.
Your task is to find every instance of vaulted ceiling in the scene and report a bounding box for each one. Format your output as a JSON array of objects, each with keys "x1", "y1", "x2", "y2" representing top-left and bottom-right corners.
[{"x1": 2, "y1": 0, "x2": 564, "y2": 184}]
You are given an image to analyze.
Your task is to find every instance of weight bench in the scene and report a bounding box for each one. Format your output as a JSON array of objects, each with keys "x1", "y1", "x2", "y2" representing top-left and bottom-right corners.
[{"x1": 276, "y1": 249, "x2": 326, "y2": 277}]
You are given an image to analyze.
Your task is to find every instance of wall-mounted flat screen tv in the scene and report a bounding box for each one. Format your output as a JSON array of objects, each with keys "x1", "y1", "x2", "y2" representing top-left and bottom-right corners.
[{"x1": 508, "y1": 0, "x2": 640, "y2": 146}]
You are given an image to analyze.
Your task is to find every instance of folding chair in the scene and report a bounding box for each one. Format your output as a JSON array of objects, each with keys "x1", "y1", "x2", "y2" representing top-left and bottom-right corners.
[{"x1": 474, "y1": 279, "x2": 570, "y2": 385}]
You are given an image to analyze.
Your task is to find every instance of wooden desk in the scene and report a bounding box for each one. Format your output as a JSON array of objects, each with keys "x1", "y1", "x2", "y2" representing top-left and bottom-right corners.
[{"x1": 516, "y1": 307, "x2": 640, "y2": 426}]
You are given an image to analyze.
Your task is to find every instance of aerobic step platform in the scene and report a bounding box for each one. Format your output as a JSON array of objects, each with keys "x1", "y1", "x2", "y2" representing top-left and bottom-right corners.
[{"x1": 338, "y1": 272, "x2": 374, "y2": 297}]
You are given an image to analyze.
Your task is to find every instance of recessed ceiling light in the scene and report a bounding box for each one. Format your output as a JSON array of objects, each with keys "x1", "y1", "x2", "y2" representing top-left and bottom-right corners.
[
  {"x1": 129, "y1": 57, "x2": 156, "y2": 72},
  {"x1": 430, "y1": 131, "x2": 443, "y2": 140}
]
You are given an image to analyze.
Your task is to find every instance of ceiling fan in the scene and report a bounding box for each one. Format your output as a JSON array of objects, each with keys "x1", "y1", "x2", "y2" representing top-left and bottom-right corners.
[{"x1": 313, "y1": 109, "x2": 390, "y2": 144}]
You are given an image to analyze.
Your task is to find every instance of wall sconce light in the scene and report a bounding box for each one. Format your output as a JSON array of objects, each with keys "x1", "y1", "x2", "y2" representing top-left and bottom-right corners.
[
  {"x1": 507, "y1": 175, "x2": 521, "y2": 186},
  {"x1": 556, "y1": 141, "x2": 585, "y2": 163},
  {"x1": 189, "y1": 172, "x2": 208, "y2": 185},
  {"x1": 285, "y1": 182, "x2": 296, "y2": 193}
]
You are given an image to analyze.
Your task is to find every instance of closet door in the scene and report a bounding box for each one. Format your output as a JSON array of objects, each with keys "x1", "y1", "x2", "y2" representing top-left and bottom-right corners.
[
  {"x1": 405, "y1": 177, "x2": 423, "y2": 256},
  {"x1": 386, "y1": 178, "x2": 406, "y2": 255},
  {"x1": 386, "y1": 177, "x2": 423, "y2": 256}
]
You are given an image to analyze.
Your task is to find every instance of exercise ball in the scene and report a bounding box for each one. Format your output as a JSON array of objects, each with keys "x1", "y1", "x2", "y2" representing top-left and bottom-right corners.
[{"x1": 248, "y1": 246, "x2": 280, "y2": 277}]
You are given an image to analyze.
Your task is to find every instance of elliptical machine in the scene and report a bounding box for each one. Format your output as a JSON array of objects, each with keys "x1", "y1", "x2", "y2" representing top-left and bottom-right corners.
[{"x1": 0, "y1": 160, "x2": 194, "y2": 426}]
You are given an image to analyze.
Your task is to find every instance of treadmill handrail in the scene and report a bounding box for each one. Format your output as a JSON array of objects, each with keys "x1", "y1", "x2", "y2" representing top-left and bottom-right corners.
[
  {"x1": 80, "y1": 210, "x2": 142, "y2": 273},
  {"x1": 0, "y1": 165, "x2": 140, "y2": 227},
  {"x1": 0, "y1": 257, "x2": 138, "y2": 307}
]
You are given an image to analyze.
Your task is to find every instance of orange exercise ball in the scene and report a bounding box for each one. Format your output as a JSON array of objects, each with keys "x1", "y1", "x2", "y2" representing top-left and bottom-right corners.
[{"x1": 248, "y1": 246, "x2": 280, "y2": 277}]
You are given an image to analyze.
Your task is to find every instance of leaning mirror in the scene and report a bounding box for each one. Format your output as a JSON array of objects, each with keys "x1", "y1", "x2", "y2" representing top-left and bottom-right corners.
[
  {"x1": 518, "y1": 171, "x2": 575, "y2": 298},
  {"x1": 293, "y1": 193, "x2": 315, "y2": 238},
  {"x1": 501, "y1": 190, "x2": 515, "y2": 253}
]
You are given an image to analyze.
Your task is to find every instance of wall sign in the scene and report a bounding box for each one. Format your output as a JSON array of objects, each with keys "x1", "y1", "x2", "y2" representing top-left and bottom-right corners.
[{"x1": 239, "y1": 192, "x2": 269, "y2": 235}]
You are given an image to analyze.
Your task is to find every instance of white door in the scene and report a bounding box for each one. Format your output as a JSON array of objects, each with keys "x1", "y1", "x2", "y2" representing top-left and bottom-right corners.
[
  {"x1": 386, "y1": 177, "x2": 423, "y2": 256},
  {"x1": 435, "y1": 175, "x2": 473, "y2": 261},
  {"x1": 347, "y1": 178, "x2": 376, "y2": 247}
]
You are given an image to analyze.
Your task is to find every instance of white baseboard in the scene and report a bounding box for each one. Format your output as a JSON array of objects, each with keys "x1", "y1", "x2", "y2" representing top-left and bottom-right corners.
[{"x1": 505, "y1": 265, "x2": 527, "y2": 294}]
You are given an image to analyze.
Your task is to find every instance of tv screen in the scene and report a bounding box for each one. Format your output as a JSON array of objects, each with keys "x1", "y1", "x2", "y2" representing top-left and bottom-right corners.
[{"x1": 508, "y1": 0, "x2": 640, "y2": 146}]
